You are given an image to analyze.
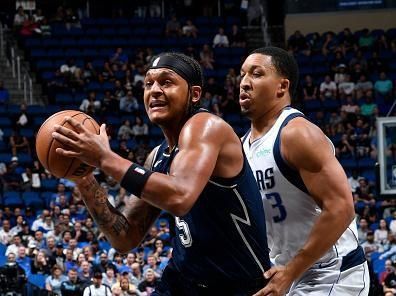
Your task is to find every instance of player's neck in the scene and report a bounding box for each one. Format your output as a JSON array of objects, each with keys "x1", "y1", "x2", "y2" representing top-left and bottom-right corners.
[{"x1": 250, "y1": 104, "x2": 288, "y2": 141}]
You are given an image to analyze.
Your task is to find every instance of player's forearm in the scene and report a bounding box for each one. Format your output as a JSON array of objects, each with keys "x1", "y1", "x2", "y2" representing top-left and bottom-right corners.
[
  {"x1": 286, "y1": 204, "x2": 355, "y2": 280},
  {"x1": 77, "y1": 175, "x2": 145, "y2": 252},
  {"x1": 100, "y1": 150, "x2": 195, "y2": 216}
]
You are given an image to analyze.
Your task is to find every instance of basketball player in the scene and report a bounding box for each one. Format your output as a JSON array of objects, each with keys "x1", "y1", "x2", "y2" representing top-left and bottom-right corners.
[
  {"x1": 239, "y1": 47, "x2": 369, "y2": 296},
  {"x1": 52, "y1": 52, "x2": 271, "y2": 295}
]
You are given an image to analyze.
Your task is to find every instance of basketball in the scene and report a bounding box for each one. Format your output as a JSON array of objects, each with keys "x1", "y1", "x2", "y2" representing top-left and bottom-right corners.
[{"x1": 35, "y1": 110, "x2": 100, "y2": 179}]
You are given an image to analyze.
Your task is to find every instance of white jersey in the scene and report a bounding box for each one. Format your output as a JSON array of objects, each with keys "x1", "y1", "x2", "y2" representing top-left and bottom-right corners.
[{"x1": 242, "y1": 107, "x2": 359, "y2": 266}]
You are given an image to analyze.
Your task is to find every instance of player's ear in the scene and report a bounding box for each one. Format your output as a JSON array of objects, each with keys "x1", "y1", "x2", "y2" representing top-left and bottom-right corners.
[
  {"x1": 277, "y1": 78, "x2": 290, "y2": 97},
  {"x1": 191, "y1": 86, "x2": 202, "y2": 104}
]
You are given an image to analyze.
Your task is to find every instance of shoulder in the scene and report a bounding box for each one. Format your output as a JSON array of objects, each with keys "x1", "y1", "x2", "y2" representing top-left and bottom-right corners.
[
  {"x1": 183, "y1": 112, "x2": 231, "y2": 137},
  {"x1": 281, "y1": 117, "x2": 332, "y2": 169}
]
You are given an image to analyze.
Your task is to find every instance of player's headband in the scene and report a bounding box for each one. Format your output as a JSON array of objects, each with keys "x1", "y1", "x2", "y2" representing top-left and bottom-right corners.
[{"x1": 148, "y1": 54, "x2": 202, "y2": 87}]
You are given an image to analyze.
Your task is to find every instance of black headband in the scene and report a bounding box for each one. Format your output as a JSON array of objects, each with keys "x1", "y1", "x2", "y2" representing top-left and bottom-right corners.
[{"x1": 148, "y1": 54, "x2": 202, "y2": 87}]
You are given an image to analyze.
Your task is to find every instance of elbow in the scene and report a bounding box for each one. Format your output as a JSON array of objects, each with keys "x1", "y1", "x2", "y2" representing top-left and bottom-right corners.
[
  {"x1": 165, "y1": 192, "x2": 194, "y2": 217},
  {"x1": 167, "y1": 198, "x2": 192, "y2": 217}
]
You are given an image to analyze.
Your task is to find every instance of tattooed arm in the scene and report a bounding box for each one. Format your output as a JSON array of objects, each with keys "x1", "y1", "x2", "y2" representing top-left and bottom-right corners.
[{"x1": 76, "y1": 147, "x2": 161, "y2": 253}]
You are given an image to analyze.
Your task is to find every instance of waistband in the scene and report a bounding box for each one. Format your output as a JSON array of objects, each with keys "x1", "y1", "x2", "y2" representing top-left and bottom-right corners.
[
  {"x1": 163, "y1": 264, "x2": 267, "y2": 294},
  {"x1": 340, "y1": 245, "x2": 366, "y2": 272}
]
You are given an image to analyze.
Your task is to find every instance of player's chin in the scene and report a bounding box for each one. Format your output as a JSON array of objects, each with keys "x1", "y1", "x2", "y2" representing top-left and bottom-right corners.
[
  {"x1": 148, "y1": 112, "x2": 169, "y2": 125},
  {"x1": 240, "y1": 107, "x2": 252, "y2": 118}
]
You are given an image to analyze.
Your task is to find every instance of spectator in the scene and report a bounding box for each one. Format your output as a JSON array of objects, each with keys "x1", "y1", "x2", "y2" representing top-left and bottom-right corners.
[
  {"x1": 32, "y1": 8, "x2": 44, "y2": 23},
  {"x1": 213, "y1": 27, "x2": 229, "y2": 47},
  {"x1": 358, "y1": 29, "x2": 375, "y2": 49},
  {"x1": 199, "y1": 44, "x2": 215, "y2": 70},
  {"x1": 200, "y1": 91, "x2": 221, "y2": 116},
  {"x1": 83, "y1": 271, "x2": 111, "y2": 296},
  {"x1": 384, "y1": 265, "x2": 396, "y2": 296},
  {"x1": 79, "y1": 91, "x2": 101, "y2": 114},
  {"x1": 0, "y1": 220, "x2": 13, "y2": 245},
  {"x1": 115, "y1": 277, "x2": 140, "y2": 296},
  {"x1": 46, "y1": 264, "x2": 68, "y2": 295},
  {"x1": 78, "y1": 260, "x2": 92, "y2": 282},
  {"x1": 379, "y1": 260, "x2": 394, "y2": 286},
  {"x1": 118, "y1": 120, "x2": 134, "y2": 140},
  {"x1": 102, "y1": 264, "x2": 117, "y2": 288},
  {"x1": 182, "y1": 19, "x2": 198, "y2": 38},
  {"x1": 138, "y1": 268, "x2": 159, "y2": 295},
  {"x1": 13, "y1": 103, "x2": 31, "y2": 130},
  {"x1": 165, "y1": 15, "x2": 182, "y2": 37},
  {"x1": 130, "y1": 262, "x2": 144, "y2": 286},
  {"x1": 334, "y1": 64, "x2": 348, "y2": 85},
  {"x1": 368, "y1": 51, "x2": 387, "y2": 74},
  {"x1": 357, "y1": 218, "x2": 370, "y2": 244},
  {"x1": 355, "y1": 74, "x2": 373, "y2": 99},
  {"x1": 375, "y1": 219, "x2": 390, "y2": 245},
  {"x1": 229, "y1": 24, "x2": 246, "y2": 47},
  {"x1": 16, "y1": 246, "x2": 31, "y2": 276},
  {"x1": 94, "y1": 252, "x2": 110, "y2": 274},
  {"x1": 360, "y1": 93, "x2": 378, "y2": 120},
  {"x1": 338, "y1": 74, "x2": 355, "y2": 98},
  {"x1": 72, "y1": 221, "x2": 87, "y2": 242},
  {"x1": 143, "y1": 255, "x2": 161, "y2": 278},
  {"x1": 119, "y1": 90, "x2": 139, "y2": 114},
  {"x1": 347, "y1": 169, "x2": 364, "y2": 193},
  {"x1": 319, "y1": 75, "x2": 337, "y2": 99},
  {"x1": 13, "y1": 6, "x2": 27, "y2": 29},
  {"x1": 321, "y1": 32, "x2": 337, "y2": 55},
  {"x1": 361, "y1": 231, "x2": 382, "y2": 259},
  {"x1": 287, "y1": 30, "x2": 307, "y2": 53},
  {"x1": 9, "y1": 130, "x2": 31, "y2": 156},
  {"x1": 302, "y1": 75, "x2": 318, "y2": 100},
  {"x1": 2, "y1": 158, "x2": 22, "y2": 191},
  {"x1": 6, "y1": 234, "x2": 23, "y2": 256},
  {"x1": 349, "y1": 50, "x2": 368, "y2": 72},
  {"x1": 374, "y1": 71, "x2": 393, "y2": 100},
  {"x1": 31, "y1": 250, "x2": 50, "y2": 275},
  {"x1": 35, "y1": 17, "x2": 51, "y2": 36},
  {"x1": 64, "y1": 8, "x2": 81, "y2": 30},
  {"x1": 0, "y1": 81, "x2": 10, "y2": 106},
  {"x1": 109, "y1": 47, "x2": 129, "y2": 69},
  {"x1": 61, "y1": 268, "x2": 86, "y2": 296},
  {"x1": 339, "y1": 28, "x2": 357, "y2": 52},
  {"x1": 81, "y1": 61, "x2": 98, "y2": 84},
  {"x1": 131, "y1": 116, "x2": 149, "y2": 140}
]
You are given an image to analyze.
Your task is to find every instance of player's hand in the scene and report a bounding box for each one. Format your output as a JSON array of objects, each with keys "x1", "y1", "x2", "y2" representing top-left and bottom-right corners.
[
  {"x1": 52, "y1": 116, "x2": 111, "y2": 168},
  {"x1": 253, "y1": 266, "x2": 294, "y2": 296}
]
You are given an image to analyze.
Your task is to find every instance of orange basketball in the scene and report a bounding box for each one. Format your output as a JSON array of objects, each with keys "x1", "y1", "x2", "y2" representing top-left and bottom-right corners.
[{"x1": 35, "y1": 110, "x2": 100, "y2": 179}]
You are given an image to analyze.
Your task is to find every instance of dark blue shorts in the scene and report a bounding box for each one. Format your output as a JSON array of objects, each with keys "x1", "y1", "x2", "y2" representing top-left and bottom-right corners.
[{"x1": 151, "y1": 266, "x2": 266, "y2": 296}]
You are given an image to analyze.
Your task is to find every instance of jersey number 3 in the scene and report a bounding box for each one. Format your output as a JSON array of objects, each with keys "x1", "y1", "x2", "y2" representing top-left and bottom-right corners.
[
  {"x1": 175, "y1": 217, "x2": 193, "y2": 247},
  {"x1": 265, "y1": 192, "x2": 287, "y2": 223}
]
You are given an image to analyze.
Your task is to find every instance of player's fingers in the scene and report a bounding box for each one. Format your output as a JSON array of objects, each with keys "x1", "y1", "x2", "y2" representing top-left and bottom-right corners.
[
  {"x1": 264, "y1": 267, "x2": 278, "y2": 279},
  {"x1": 52, "y1": 131, "x2": 78, "y2": 148},
  {"x1": 252, "y1": 287, "x2": 273, "y2": 296},
  {"x1": 64, "y1": 116, "x2": 87, "y2": 133},
  {"x1": 99, "y1": 123, "x2": 107, "y2": 137},
  {"x1": 55, "y1": 147, "x2": 82, "y2": 158},
  {"x1": 53, "y1": 124, "x2": 80, "y2": 141}
]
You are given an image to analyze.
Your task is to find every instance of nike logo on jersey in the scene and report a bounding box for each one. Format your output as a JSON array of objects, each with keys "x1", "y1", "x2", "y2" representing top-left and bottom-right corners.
[{"x1": 154, "y1": 160, "x2": 162, "y2": 168}]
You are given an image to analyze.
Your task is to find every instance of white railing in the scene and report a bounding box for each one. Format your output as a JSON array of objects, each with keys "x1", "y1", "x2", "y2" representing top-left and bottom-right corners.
[
  {"x1": 0, "y1": 22, "x2": 4, "y2": 58},
  {"x1": 9, "y1": 45, "x2": 34, "y2": 105}
]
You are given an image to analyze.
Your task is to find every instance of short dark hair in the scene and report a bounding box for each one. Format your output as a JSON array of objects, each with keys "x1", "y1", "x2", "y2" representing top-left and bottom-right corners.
[{"x1": 251, "y1": 46, "x2": 299, "y2": 97}]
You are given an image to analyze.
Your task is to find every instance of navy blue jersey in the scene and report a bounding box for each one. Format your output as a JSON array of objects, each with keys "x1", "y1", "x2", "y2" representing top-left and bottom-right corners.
[{"x1": 151, "y1": 130, "x2": 271, "y2": 284}]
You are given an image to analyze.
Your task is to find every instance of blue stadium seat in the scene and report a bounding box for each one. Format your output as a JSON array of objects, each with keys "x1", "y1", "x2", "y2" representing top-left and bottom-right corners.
[
  {"x1": 3, "y1": 191, "x2": 24, "y2": 208},
  {"x1": 0, "y1": 117, "x2": 11, "y2": 127},
  {"x1": 22, "y1": 192, "x2": 44, "y2": 209},
  {"x1": 41, "y1": 179, "x2": 58, "y2": 191}
]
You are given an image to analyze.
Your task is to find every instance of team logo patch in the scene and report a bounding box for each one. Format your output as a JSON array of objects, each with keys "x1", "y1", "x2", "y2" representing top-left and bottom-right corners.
[
  {"x1": 153, "y1": 57, "x2": 160, "y2": 67},
  {"x1": 134, "y1": 167, "x2": 146, "y2": 175}
]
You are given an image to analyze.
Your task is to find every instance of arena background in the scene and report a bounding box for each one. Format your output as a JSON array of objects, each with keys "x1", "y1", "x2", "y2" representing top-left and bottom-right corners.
[{"x1": 0, "y1": 0, "x2": 395, "y2": 295}]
